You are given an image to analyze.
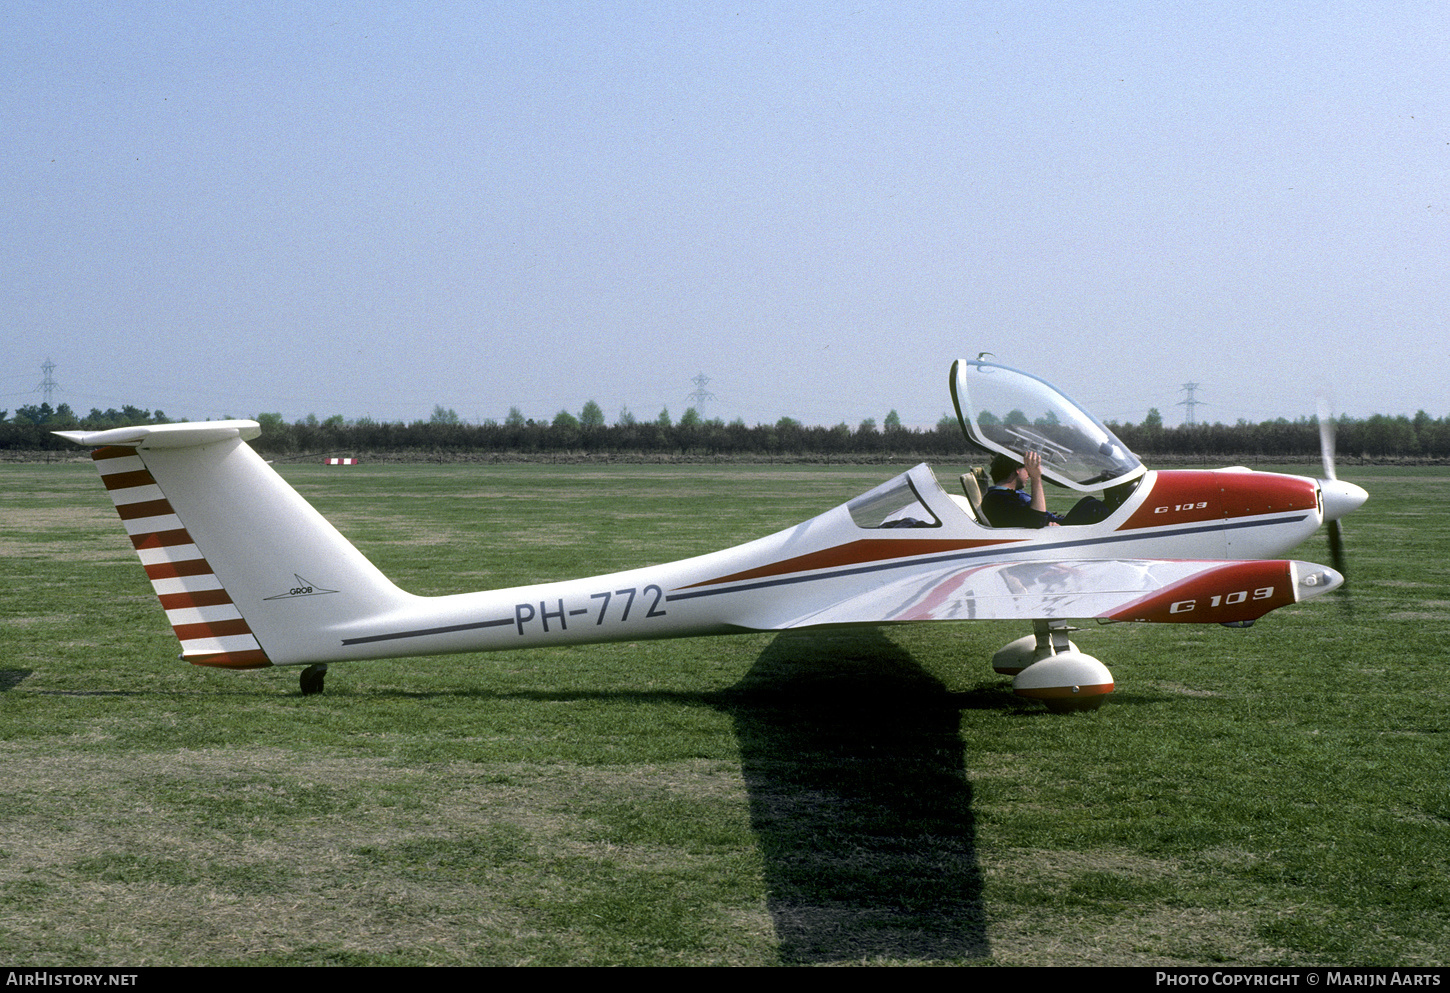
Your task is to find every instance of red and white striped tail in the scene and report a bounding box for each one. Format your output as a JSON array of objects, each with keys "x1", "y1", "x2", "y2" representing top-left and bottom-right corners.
[{"x1": 93, "y1": 445, "x2": 272, "y2": 669}]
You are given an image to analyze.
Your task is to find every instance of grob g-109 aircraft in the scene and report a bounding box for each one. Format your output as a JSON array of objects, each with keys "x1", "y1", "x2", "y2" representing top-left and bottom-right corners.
[{"x1": 58, "y1": 359, "x2": 1366, "y2": 710}]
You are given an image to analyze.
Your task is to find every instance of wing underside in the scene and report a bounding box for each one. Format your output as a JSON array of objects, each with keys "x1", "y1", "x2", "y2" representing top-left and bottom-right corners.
[{"x1": 751, "y1": 556, "x2": 1341, "y2": 629}]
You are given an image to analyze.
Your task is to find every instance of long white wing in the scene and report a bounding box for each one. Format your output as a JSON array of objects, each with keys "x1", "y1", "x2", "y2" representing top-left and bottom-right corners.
[{"x1": 746, "y1": 556, "x2": 1339, "y2": 627}]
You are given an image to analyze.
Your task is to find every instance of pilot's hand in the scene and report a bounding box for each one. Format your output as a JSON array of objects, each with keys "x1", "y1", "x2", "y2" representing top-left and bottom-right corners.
[{"x1": 1024, "y1": 451, "x2": 1043, "y2": 481}]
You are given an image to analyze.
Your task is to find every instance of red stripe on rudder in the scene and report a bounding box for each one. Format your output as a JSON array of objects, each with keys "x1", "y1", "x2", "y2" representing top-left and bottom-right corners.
[
  {"x1": 102, "y1": 469, "x2": 156, "y2": 491},
  {"x1": 186, "y1": 650, "x2": 272, "y2": 670},
  {"x1": 173, "y1": 618, "x2": 255, "y2": 641},
  {"x1": 158, "y1": 589, "x2": 235, "y2": 611},
  {"x1": 144, "y1": 559, "x2": 216, "y2": 581},
  {"x1": 132, "y1": 529, "x2": 195, "y2": 550},
  {"x1": 92, "y1": 446, "x2": 138, "y2": 461},
  {"x1": 116, "y1": 498, "x2": 175, "y2": 521}
]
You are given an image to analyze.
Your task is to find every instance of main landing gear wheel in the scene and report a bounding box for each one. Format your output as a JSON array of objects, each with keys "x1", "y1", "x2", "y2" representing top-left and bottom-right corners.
[
  {"x1": 300, "y1": 664, "x2": 327, "y2": 696},
  {"x1": 992, "y1": 633, "x2": 1079, "y2": 674},
  {"x1": 1013, "y1": 652, "x2": 1114, "y2": 712},
  {"x1": 997, "y1": 619, "x2": 1114, "y2": 712}
]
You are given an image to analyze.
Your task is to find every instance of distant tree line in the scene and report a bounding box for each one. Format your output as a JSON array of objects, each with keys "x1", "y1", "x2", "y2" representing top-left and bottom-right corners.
[
  {"x1": 240, "y1": 406, "x2": 975, "y2": 458},
  {"x1": 4, "y1": 400, "x2": 1449, "y2": 460},
  {"x1": 1, "y1": 402, "x2": 171, "y2": 448},
  {"x1": 1106, "y1": 407, "x2": 1446, "y2": 460}
]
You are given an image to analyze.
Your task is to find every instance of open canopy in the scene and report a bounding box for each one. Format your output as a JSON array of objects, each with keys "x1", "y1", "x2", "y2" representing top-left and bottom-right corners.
[{"x1": 950, "y1": 359, "x2": 1145, "y2": 493}]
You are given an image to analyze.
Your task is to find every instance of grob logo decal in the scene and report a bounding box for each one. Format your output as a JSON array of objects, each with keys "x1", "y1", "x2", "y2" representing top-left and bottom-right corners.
[{"x1": 264, "y1": 574, "x2": 339, "y2": 601}]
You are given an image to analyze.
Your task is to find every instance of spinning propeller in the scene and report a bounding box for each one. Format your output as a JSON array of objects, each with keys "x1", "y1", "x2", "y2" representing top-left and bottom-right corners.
[{"x1": 1317, "y1": 402, "x2": 1368, "y2": 610}]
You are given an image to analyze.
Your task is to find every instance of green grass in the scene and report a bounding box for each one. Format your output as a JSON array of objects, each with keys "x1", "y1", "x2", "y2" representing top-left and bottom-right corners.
[{"x1": 1, "y1": 459, "x2": 1447, "y2": 965}]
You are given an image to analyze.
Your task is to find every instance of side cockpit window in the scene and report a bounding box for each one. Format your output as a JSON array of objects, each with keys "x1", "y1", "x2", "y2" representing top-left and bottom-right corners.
[{"x1": 847, "y1": 474, "x2": 941, "y2": 529}]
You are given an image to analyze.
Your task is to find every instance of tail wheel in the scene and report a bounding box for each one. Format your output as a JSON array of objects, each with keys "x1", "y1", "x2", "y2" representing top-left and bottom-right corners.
[{"x1": 300, "y1": 664, "x2": 327, "y2": 696}]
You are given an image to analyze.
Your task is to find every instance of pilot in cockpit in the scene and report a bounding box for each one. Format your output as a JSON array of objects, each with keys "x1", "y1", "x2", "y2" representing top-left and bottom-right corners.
[{"x1": 982, "y1": 451, "x2": 1110, "y2": 528}]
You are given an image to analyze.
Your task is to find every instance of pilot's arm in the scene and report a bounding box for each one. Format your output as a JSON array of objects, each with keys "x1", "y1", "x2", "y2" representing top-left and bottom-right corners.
[{"x1": 1023, "y1": 452, "x2": 1061, "y2": 527}]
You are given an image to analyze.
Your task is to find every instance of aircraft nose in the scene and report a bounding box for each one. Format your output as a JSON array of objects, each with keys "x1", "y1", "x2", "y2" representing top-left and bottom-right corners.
[{"x1": 1319, "y1": 478, "x2": 1368, "y2": 522}]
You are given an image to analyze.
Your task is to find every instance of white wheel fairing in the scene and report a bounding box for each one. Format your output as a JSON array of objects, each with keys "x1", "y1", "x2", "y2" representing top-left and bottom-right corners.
[
  {"x1": 991, "y1": 633, "x2": 1079, "y2": 675},
  {"x1": 1012, "y1": 652, "x2": 1115, "y2": 712}
]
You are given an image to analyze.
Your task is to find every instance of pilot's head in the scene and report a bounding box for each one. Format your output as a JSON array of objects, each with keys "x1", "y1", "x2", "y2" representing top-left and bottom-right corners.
[{"x1": 989, "y1": 453, "x2": 1022, "y2": 485}]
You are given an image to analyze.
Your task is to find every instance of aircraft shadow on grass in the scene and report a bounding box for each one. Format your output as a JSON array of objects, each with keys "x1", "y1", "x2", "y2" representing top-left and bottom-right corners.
[
  {"x1": 712, "y1": 629, "x2": 993, "y2": 964},
  {"x1": 0, "y1": 669, "x2": 33, "y2": 691},
  {"x1": 317, "y1": 632, "x2": 1006, "y2": 962},
  {"x1": 378, "y1": 633, "x2": 1005, "y2": 963}
]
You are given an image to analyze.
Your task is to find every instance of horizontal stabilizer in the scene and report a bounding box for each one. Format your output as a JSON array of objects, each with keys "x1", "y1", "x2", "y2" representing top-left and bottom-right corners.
[{"x1": 54, "y1": 420, "x2": 262, "y2": 450}]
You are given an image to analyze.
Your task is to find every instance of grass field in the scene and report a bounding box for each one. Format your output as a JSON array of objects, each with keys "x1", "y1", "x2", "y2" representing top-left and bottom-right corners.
[{"x1": 2, "y1": 458, "x2": 1447, "y2": 966}]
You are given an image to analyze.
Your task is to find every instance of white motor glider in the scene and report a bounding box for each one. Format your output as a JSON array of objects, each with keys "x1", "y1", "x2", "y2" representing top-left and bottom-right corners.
[{"x1": 57, "y1": 359, "x2": 1366, "y2": 710}]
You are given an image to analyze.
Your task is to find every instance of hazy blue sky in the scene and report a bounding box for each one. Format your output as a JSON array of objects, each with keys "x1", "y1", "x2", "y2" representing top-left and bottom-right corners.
[{"x1": 4, "y1": 2, "x2": 1445, "y2": 429}]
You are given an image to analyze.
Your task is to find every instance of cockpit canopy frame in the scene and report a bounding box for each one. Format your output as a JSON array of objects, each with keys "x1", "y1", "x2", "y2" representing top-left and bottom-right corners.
[{"x1": 950, "y1": 359, "x2": 1146, "y2": 494}]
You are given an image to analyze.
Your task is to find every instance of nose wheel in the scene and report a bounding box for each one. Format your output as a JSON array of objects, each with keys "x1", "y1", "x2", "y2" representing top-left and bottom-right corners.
[{"x1": 300, "y1": 664, "x2": 327, "y2": 696}]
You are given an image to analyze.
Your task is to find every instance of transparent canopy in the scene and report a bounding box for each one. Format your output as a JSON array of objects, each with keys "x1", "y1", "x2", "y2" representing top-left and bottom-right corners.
[
  {"x1": 846, "y1": 464, "x2": 943, "y2": 529},
  {"x1": 950, "y1": 359, "x2": 1145, "y2": 493}
]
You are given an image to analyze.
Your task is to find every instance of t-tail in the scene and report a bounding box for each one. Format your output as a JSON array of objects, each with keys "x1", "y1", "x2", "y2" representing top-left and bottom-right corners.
[{"x1": 56, "y1": 421, "x2": 416, "y2": 669}]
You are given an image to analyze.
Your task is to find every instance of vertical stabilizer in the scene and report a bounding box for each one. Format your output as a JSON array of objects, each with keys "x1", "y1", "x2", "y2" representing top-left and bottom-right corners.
[{"x1": 59, "y1": 422, "x2": 413, "y2": 667}]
